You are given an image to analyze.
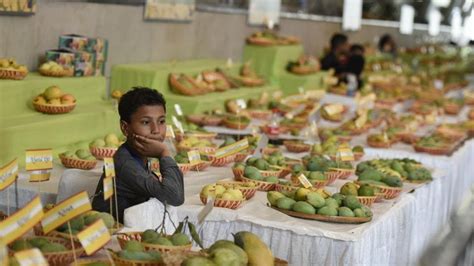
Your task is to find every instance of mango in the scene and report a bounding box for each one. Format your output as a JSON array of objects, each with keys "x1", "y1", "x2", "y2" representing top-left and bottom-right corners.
[
  {"x1": 170, "y1": 233, "x2": 190, "y2": 246},
  {"x1": 264, "y1": 176, "x2": 279, "y2": 184},
  {"x1": 358, "y1": 184, "x2": 375, "y2": 196},
  {"x1": 40, "y1": 243, "x2": 67, "y2": 253},
  {"x1": 353, "y1": 208, "x2": 366, "y2": 217},
  {"x1": 209, "y1": 240, "x2": 248, "y2": 265},
  {"x1": 292, "y1": 201, "x2": 316, "y2": 214},
  {"x1": 210, "y1": 247, "x2": 241, "y2": 266},
  {"x1": 340, "y1": 182, "x2": 358, "y2": 196},
  {"x1": 124, "y1": 240, "x2": 144, "y2": 252},
  {"x1": 267, "y1": 191, "x2": 286, "y2": 206},
  {"x1": 306, "y1": 192, "x2": 325, "y2": 208},
  {"x1": 183, "y1": 256, "x2": 217, "y2": 266},
  {"x1": 276, "y1": 197, "x2": 295, "y2": 210},
  {"x1": 343, "y1": 195, "x2": 362, "y2": 210},
  {"x1": 233, "y1": 231, "x2": 274, "y2": 266},
  {"x1": 338, "y1": 207, "x2": 355, "y2": 217},
  {"x1": 325, "y1": 198, "x2": 340, "y2": 209},
  {"x1": 317, "y1": 206, "x2": 338, "y2": 216},
  {"x1": 295, "y1": 187, "x2": 311, "y2": 201}
]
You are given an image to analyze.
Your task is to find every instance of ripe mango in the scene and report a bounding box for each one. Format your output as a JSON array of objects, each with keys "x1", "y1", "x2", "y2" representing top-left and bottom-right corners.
[{"x1": 233, "y1": 231, "x2": 274, "y2": 266}]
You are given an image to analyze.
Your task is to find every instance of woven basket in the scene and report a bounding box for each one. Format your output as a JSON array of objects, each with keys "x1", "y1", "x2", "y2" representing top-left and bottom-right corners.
[
  {"x1": 247, "y1": 37, "x2": 275, "y2": 46},
  {"x1": 207, "y1": 154, "x2": 236, "y2": 167},
  {"x1": 190, "y1": 161, "x2": 211, "y2": 171},
  {"x1": 374, "y1": 192, "x2": 385, "y2": 202},
  {"x1": 39, "y1": 68, "x2": 70, "y2": 77},
  {"x1": 376, "y1": 186, "x2": 402, "y2": 199},
  {"x1": 325, "y1": 171, "x2": 342, "y2": 185},
  {"x1": 222, "y1": 118, "x2": 250, "y2": 130},
  {"x1": 247, "y1": 109, "x2": 272, "y2": 120},
  {"x1": 90, "y1": 146, "x2": 117, "y2": 160},
  {"x1": 59, "y1": 154, "x2": 97, "y2": 170},
  {"x1": 117, "y1": 232, "x2": 192, "y2": 254},
  {"x1": 110, "y1": 250, "x2": 164, "y2": 266},
  {"x1": 232, "y1": 167, "x2": 244, "y2": 179},
  {"x1": 199, "y1": 195, "x2": 245, "y2": 209},
  {"x1": 234, "y1": 151, "x2": 250, "y2": 163},
  {"x1": 0, "y1": 68, "x2": 27, "y2": 80},
  {"x1": 178, "y1": 164, "x2": 191, "y2": 174},
  {"x1": 367, "y1": 138, "x2": 393, "y2": 149},
  {"x1": 283, "y1": 141, "x2": 310, "y2": 153},
  {"x1": 216, "y1": 181, "x2": 258, "y2": 200},
  {"x1": 329, "y1": 168, "x2": 355, "y2": 180},
  {"x1": 357, "y1": 196, "x2": 377, "y2": 207},
  {"x1": 413, "y1": 145, "x2": 452, "y2": 155},
  {"x1": 240, "y1": 176, "x2": 276, "y2": 191},
  {"x1": 33, "y1": 102, "x2": 76, "y2": 114}
]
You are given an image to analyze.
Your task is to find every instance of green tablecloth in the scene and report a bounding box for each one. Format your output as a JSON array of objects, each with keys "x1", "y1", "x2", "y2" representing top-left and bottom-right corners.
[
  {"x1": 0, "y1": 73, "x2": 119, "y2": 166},
  {"x1": 110, "y1": 59, "x2": 240, "y2": 96},
  {"x1": 242, "y1": 44, "x2": 304, "y2": 84},
  {"x1": 277, "y1": 71, "x2": 328, "y2": 95}
]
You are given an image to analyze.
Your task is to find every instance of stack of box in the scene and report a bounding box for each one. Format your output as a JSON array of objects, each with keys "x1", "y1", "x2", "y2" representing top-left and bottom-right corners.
[{"x1": 44, "y1": 34, "x2": 108, "y2": 77}]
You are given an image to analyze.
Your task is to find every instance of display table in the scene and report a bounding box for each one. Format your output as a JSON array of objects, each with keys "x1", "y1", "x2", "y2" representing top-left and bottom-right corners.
[{"x1": 276, "y1": 71, "x2": 328, "y2": 95}]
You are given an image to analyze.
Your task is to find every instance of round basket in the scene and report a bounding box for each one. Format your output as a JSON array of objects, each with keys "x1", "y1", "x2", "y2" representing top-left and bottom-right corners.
[
  {"x1": 39, "y1": 68, "x2": 70, "y2": 77},
  {"x1": 376, "y1": 185, "x2": 402, "y2": 199},
  {"x1": 374, "y1": 192, "x2": 385, "y2": 202},
  {"x1": 191, "y1": 161, "x2": 211, "y2": 171},
  {"x1": 177, "y1": 145, "x2": 216, "y2": 154},
  {"x1": 33, "y1": 102, "x2": 76, "y2": 114},
  {"x1": 329, "y1": 168, "x2": 355, "y2": 180},
  {"x1": 199, "y1": 194, "x2": 245, "y2": 209},
  {"x1": 90, "y1": 146, "x2": 117, "y2": 160},
  {"x1": 116, "y1": 232, "x2": 192, "y2": 254},
  {"x1": 185, "y1": 114, "x2": 222, "y2": 127},
  {"x1": 290, "y1": 65, "x2": 318, "y2": 75},
  {"x1": 178, "y1": 164, "x2": 191, "y2": 174},
  {"x1": 59, "y1": 154, "x2": 97, "y2": 170},
  {"x1": 234, "y1": 151, "x2": 250, "y2": 163},
  {"x1": 367, "y1": 138, "x2": 393, "y2": 149},
  {"x1": 247, "y1": 109, "x2": 272, "y2": 120},
  {"x1": 397, "y1": 132, "x2": 419, "y2": 144},
  {"x1": 175, "y1": 131, "x2": 217, "y2": 142},
  {"x1": 283, "y1": 141, "x2": 310, "y2": 153},
  {"x1": 240, "y1": 176, "x2": 276, "y2": 191},
  {"x1": 208, "y1": 154, "x2": 236, "y2": 167},
  {"x1": 246, "y1": 37, "x2": 275, "y2": 46},
  {"x1": 110, "y1": 251, "x2": 163, "y2": 266},
  {"x1": 413, "y1": 145, "x2": 452, "y2": 155},
  {"x1": 259, "y1": 168, "x2": 283, "y2": 178},
  {"x1": 356, "y1": 196, "x2": 377, "y2": 207},
  {"x1": 10, "y1": 237, "x2": 85, "y2": 266},
  {"x1": 232, "y1": 167, "x2": 244, "y2": 179},
  {"x1": 325, "y1": 171, "x2": 342, "y2": 185},
  {"x1": 222, "y1": 118, "x2": 250, "y2": 130},
  {"x1": 274, "y1": 183, "x2": 297, "y2": 193},
  {"x1": 216, "y1": 181, "x2": 258, "y2": 200},
  {"x1": 0, "y1": 68, "x2": 27, "y2": 80}
]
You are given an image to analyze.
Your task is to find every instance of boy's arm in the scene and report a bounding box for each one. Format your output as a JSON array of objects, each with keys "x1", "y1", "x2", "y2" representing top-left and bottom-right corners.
[{"x1": 118, "y1": 156, "x2": 184, "y2": 206}]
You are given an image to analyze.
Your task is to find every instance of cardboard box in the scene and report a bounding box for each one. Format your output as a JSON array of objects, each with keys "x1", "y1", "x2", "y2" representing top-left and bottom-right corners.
[
  {"x1": 45, "y1": 49, "x2": 75, "y2": 77},
  {"x1": 59, "y1": 34, "x2": 108, "y2": 61}
]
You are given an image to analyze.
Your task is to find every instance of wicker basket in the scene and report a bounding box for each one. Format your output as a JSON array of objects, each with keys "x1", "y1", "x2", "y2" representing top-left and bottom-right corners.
[
  {"x1": 190, "y1": 161, "x2": 211, "y2": 171},
  {"x1": 328, "y1": 168, "x2": 355, "y2": 180},
  {"x1": 178, "y1": 164, "x2": 191, "y2": 174},
  {"x1": 283, "y1": 141, "x2": 311, "y2": 153},
  {"x1": 357, "y1": 196, "x2": 377, "y2": 207},
  {"x1": 199, "y1": 194, "x2": 245, "y2": 209},
  {"x1": 39, "y1": 68, "x2": 70, "y2": 78},
  {"x1": 234, "y1": 151, "x2": 250, "y2": 163},
  {"x1": 207, "y1": 154, "x2": 236, "y2": 167},
  {"x1": 240, "y1": 176, "x2": 276, "y2": 191},
  {"x1": 117, "y1": 232, "x2": 192, "y2": 254},
  {"x1": 247, "y1": 109, "x2": 272, "y2": 120},
  {"x1": 367, "y1": 138, "x2": 394, "y2": 149},
  {"x1": 33, "y1": 102, "x2": 76, "y2": 114},
  {"x1": 413, "y1": 144, "x2": 452, "y2": 155},
  {"x1": 374, "y1": 192, "x2": 385, "y2": 202},
  {"x1": 222, "y1": 118, "x2": 250, "y2": 130},
  {"x1": 216, "y1": 181, "x2": 258, "y2": 200},
  {"x1": 232, "y1": 167, "x2": 244, "y2": 179},
  {"x1": 90, "y1": 146, "x2": 118, "y2": 160},
  {"x1": 325, "y1": 171, "x2": 342, "y2": 185},
  {"x1": 59, "y1": 154, "x2": 97, "y2": 170},
  {"x1": 0, "y1": 68, "x2": 27, "y2": 80},
  {"x1": 376, "y1": 186, "x2": 402, "y2": 199}
]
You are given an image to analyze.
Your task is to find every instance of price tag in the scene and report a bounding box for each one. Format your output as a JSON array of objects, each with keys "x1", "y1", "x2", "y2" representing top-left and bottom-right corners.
[
  {"x1": 215, "y1": 138, "x2": 249, "y2": 159},
  {"x1": 337, "y1": 145, "x2": 354, "y2": 161},
  {"x1": 172, "y1": 116, "x2": 184, "y2": 134},
  {"x1": 174, "y1": 104, "x2": 183, "y2": 116},
  {"x1": 297, "y1": 174, "x2": 313, "y2": 188},
  {"x1": 103, "y1": 157, "x2": 115, "y2": 178},
  {"x1": 76, "y1": 219, "x2": 111, "y2": 255},
  {"x1": 355, "y1": 110, "x2": 368, "y2": 128},
  {"x1": 166, "y1": 125, "x2": 176, "y2": 139},
  {"x1": 235, "y1": 99, "x2": 247, "y2": 110},
  {"x1": 324, "y1": 104, "x2": 344, "y2": 116},
  {"x1": 103, "y1": 176, "x2": 114, "y2": 200},
  {"x1": 252, "y1": 134, "x2": 269, "y2": 158},
  {"x1": 25, "y1": 149, "x2": 52, "y2": 171},
  {"x1": 198, "y1": 197, "x2": 214, "y2": 224},
  {"x1": 0, "y1": 196, "x2": 44, "y2": 244},
  {"x1": 41, "y1": 191, "x2": 92, "y2": 234},
  {"x1": 187, "y1": 150, "x2": 201, "y2": 165},
  {"x1": 0, "y1": 158, "x2": 18, "y2": 191},
  {"x1": 14, "y1": 248, "x2": 48, "y2": 266}
]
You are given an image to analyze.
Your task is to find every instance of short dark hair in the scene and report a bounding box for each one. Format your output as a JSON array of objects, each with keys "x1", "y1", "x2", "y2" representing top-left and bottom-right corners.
[
  {"x1": 350, "y1": 44, "x2": 365, "y2": 54},
  {"x1": 378, "y1": 34, "x2": 393, "y2": 50},
  {"x1": 330, "y1": 33, "x2": 348, "y2": 51},
  {"x1": 118, "y1": 87, "x2": 166, "y2": 123}
]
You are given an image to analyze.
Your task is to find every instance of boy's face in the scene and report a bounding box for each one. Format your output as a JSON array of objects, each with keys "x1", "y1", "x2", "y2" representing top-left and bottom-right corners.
[{"x1": 121, "y1": 105, "x2": 166, "y2": 141}]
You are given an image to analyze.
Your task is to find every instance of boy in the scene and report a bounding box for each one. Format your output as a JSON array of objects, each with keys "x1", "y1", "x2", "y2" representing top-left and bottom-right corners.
[
  {"x1": 321, "y1": 33, "x2": 350, "y2": 75},
  {"x1": 92, "y1": 87, "x2": 184, "y2": 223}
]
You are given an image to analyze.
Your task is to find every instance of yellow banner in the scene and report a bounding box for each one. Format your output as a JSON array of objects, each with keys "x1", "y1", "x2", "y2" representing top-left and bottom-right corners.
[
  {"x1": 297, "y1": 174, "x2": 313, "y2": 189},
  {"x1": 103, "y1": 157, "x2": 115, "y2": 178},
  {"x1": 0, "y1": 196, "x2": 44, "y2": 244},
  {"x1": 0, "y1": 242, "x2": 7, "y2": 266},
  {"x1": 215, "y1": 138, "x2": 248, "y2": 159},
  {"x1": 41, "y1": 191, "x2": 91, "y2": 234},
  {"x1": 29, "y1": 170, "x2": 51, "y2": 183},
  {"x1": 103, "y1": 176, "x2": 114, "y2": 200},
  {"x1": 25, "y1": 149, "x2": 53, "y2": 171},
  {"x1": 14, "y1": 248, "x2": 48, "y2": 266},
  {"x1": 187, "y1": 150, "x2": 201, "y2": 165},
  {"x1": 76, "y1": 219, "x2": 111, "y2": 255},
  {"x1": 337, "y1": 146, "x2": 354, "y2": 161},
  {"x1": 0, "y1": 158, "x2": 18, "y2": 191}
]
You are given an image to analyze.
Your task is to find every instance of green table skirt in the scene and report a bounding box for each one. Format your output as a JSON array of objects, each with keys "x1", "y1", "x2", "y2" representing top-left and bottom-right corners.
[
  {"x1": 0, "y1": 73, "x2": 107, "y2": 119},
  {"x1": 277, "y1": 71, "x2": 328, "y2": 96}
]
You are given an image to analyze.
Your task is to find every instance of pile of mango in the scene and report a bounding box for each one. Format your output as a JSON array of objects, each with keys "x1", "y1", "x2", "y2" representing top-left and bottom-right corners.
[{"x1": 356, "y1": 158, "x2": 432, "y2": 185}]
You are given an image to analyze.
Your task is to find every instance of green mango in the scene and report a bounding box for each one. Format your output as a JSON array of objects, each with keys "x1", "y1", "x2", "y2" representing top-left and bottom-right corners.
[
  {"x1": 28, "y1": 237, "x2": 50, "y2": 249},
  {"x1": 317, "y1": 206, "x2": 338, "y2": 216},
  {"x1": 255, "y1": 159, "x2": 269, "y2": 170},
  {"x1": 11, "y1": 239, "x2": 33, "y2": 251},
  {"x1": 306, "y1": 192, "x2": 325, "y2": 208},
  {"x1": 358, "y1": 184, "x2": 375, "y2": 196},
  {"x1": 244, "y1": 166, "x2": 259, "y2": 177},
  {"x1": 340, "y1": 182, "x2": 358, "y2": 196},
  {"x1": 208, "y1": 240, "x2": 248, "y2": 265},
  {"x1": 331, "y1": 193, "x2": 345, "y2": 206},
  {"x1": 124, "y1": 240, "x2": 144, "y2": 252},
  {"x1": 325, "y1": 198, "x2": 340, "y2": 209},
  {"x1": 170, "y1": 233, "x2": 190, "y2": 246},
  {"x1": 308, "y1": 171, "x2": 326, "y2": 180},
  {"x1": 353, "y1": 208, "x2": 366, "y2": 217},
  {"x1": 358, "y1": 168, "x2": 384, "y2": 181},
  {"x1": 276, "y1": 197, "x2": 296, "y2": 210},
  {"x1": 118, "y1": 250, "x2": 154, "y2": 261},
  {"x1": 40, "y1": 243, "x2": 67, "y2": 253},
  {"x1": 264, "y1": 176, "x2": 279, "y2": 183},
  {"x1": 338, "y1": 207, "x2": 355, "y2": 217},
  {"x1": 343, "y1": 195, "x2": 363, "y2": 210},
  {"x1": 151, "y1": 237, "x2": 173, "y2": 246},
  {"x1": 182, "y1": 256, "x2": 217, "y2": 266},
  {"x1": 292, "y1": 201, "x2": 316, "y2": 214},
  {"x1": 381, "y1": 175, "x2": 403, "y2": 187},
  {"x1": 142, "y1": 229, "x2": 159, "y2": 243},
  {"x1": 210, "y1": 247, "x2": 241, "y2": 266},
  {"x1": 361, "y1": 205, "x2": 373, "y2": 217},
  {"x1": 247, "y1": 171, "x2": 263, "y2": 181}
]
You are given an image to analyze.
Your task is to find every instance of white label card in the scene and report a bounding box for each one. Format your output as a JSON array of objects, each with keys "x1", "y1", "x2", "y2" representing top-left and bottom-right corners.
[
  {"x1": 174, "y1": 104, "x2": 183, "y2": 116},
  {"x1": 198, "y1": 197, "x2": 214, "y2": 224},
  {"x1": 298, "y1": 174, "x2": 313, "y2": 188}
]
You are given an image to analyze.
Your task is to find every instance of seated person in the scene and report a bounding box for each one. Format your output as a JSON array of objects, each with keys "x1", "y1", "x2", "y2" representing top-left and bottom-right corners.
[
  {"x1": 92, "y1": 87, "x2": 184, "y2": 223},
  {"x1": 347, "y1": 44, "x2": 366, "y2": 88},
  {"x1": 321, "y1": 33, "x2": 350, "y2": 75},
  {"x1": 378, "y1": 34, "x2": 397, "y2": 56}
]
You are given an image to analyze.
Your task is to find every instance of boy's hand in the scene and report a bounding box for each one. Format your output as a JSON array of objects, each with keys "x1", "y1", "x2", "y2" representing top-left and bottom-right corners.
[{"x1": 132, "y1": 134, "x2": 171, "y2": 158}]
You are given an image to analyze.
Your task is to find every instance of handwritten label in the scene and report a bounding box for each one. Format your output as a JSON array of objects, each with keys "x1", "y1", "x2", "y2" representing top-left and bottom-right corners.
[
  {"x1": 297, "y1": 174, "x2": 313, "y2": 188},
  {"x1": 25, "y1": 149, "x2": 52, "y2": 171},
  {"x1": 0, "y1": 196, "x2": 43, "y2": 244},
  {"x1": 198, "y1": 197, "x2": 214, "y2": 224},
  {"x1": 337, "y1": 146, "x2": 355, "y2": 161},
  {"x1": 215, "y1": 138, "x2": 249, "y2": 159},
  {"x1": 103, "y1": 176, "x2": 114, "y2": 200},
  {"x1": 103, "y1": 157, "x2": 115, "y2": 178},
  {"x1": 174, "y1": 104, "x2": 183, "y2": 116},
  {"x1": 14, "y1": 248, "x2": 48, "y2": 266},
  {"x1": 323, "y1": 104, "x2": 344, "y2": 116},
  {"x1": 41, "y1": 191, "x2": 91, "y2": 234},
  {"x1": 77, "y1": 219, "x2": 111, "y2": 255},
  {"x1": 187, "y1": 150, "x2": 201, "y2": 165},
  {"x1": 0, "y1": 158, "x2": 18, "y2": 191}
]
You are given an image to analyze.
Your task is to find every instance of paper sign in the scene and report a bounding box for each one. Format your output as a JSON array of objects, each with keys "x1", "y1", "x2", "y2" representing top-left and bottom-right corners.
[
  {"x1": 77, "y1": 219, "x2": 111, "y2": 255},
  {"x1": 103, "y1": 157, "x2": 115, "y2": 178},
  {"x1": 400, "y1": 4, "x2": 415, "y2": 34},
  {"x1": 337, "y1": 146, "x2": 354, "y2": 161},
  {"x1": 25, "y1": 149, "x2": 52, "y2": 171},
  {"x1": 198, "y1": 197, "x2": 214, "y2": 224},
  {"x1": 29, "y1": 170, "x2": 50, "y2": 182},
  {"x1": 41, "y1": 191, "x2": 91, "y2": 234},
  {"x1": 172, "y1": 116, "x2": 184, "y2": 134},
  {"x1": 187, "y1": 150, "x2": 201, "y2": 165},
  {"x1": 324, "y1": 104, "x2": 344, "y2": 116},
  {"x1": 0, "y1": 158, "x2": 18, "y2": 191},
  {"x1": 0, "y1": 196, "x2": 43, "y2": 244},
  {"x1": 103, "y1": 176, "x2": 114, "y2": 200},
  {"x1": 174, "y1": 104, "x2": 183, "y2": 116},
  {"x1": 343, "y1": 0, "x2": 362, "y2": 31},
  {"x1": 297, "y1": 174, "x2": 313, "y2": 188},
  {"x1": 166, "y1": 125, "x2": 176, "y2": 139},
  {"x1": 252, "y1": 135, "x2": 269, "y2": 158},
  {"x1": 236, "y1": 99, "x2": 247, "y2": 110},
  {"x1": 215, "y1": 138, "x2": 249, "y2": 159},
  {"x1": 14, "y1": 248, "x2": 48, "y2": 266}
]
